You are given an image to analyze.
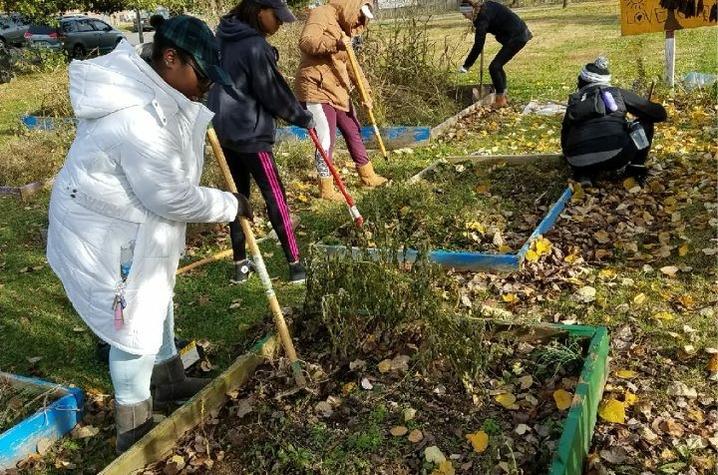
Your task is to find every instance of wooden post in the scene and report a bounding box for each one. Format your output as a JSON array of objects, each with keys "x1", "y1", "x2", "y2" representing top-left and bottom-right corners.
[
  {"x1": 664, "y1": 30, "x2": 675, "y2": 88},
  {"x1": 135, "y1": 8, "x2": 144, "y2": 44}
]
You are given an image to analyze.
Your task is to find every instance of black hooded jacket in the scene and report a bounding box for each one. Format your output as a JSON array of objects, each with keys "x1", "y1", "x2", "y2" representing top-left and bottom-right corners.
[
  {"x1": 208, "y1": 16, "x2": 312, "y2": 153},
  {"x1": 463, "y1": 1, "x2": 532, "y2": 69}
]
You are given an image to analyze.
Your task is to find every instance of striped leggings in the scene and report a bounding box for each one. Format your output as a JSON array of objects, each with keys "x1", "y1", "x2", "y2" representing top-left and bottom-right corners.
[{"x1": 223, "y1": 147, "x2": 300, "y2": 263}]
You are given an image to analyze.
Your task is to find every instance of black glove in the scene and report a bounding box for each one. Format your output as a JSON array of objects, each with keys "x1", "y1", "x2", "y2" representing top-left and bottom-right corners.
[
  {"x1": 233, "y1": 193, "x2": 253, "y2": 221},
  {"x1": 306, "y1": 116, "x2": 316, "y2": 131}
]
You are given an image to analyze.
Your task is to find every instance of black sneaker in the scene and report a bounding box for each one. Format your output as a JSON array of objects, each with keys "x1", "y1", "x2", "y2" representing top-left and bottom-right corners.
[
  {"x1": 231, "y1": 259, "x2": 254, "y2": 284},
  {"x1": 574, "y1": 174, "x2": 593, "y2": 188},
  {"x1": 288, "y1": 261, "x2": 306, "y2": 284}
]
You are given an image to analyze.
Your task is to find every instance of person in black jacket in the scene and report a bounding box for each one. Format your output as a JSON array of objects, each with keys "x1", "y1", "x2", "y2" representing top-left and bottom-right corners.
[
  {"x1": 561, "y1": 57, "x2": 667, "y2": 186},
  {"x1": 458, "y1": 0, "x2": 532, "y2": 107},
  {"x1": 208, "y1": 0, "x2": 314, "y2": 284}
]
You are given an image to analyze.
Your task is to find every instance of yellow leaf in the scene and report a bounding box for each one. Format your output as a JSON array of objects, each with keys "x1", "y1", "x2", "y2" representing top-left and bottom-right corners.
[
  {"x1": 494, "y1": 392, "x2": 517, "y2": 409},
  {"x1": 498, "y1": 244, "x2": 511, "y2": 253},
  {"x1": 633, "y1": 293, "x2": 647, "y2": 306},
  {"x1": 624, "y1": 390, "x2": 639, "y2": 406},
  {"x1": 565, "y1": 252, "x2": 580, "y2": 264},
  {"x1": 598, "y1": 268, "x2": 617, "y2": 280},
  {"x1": 378, "y1": 360, "x2": 392, "y2": 373},
  {"x1": 342, "y1": 382, "x2": 356, "y2": 395},
  {"x1": 525, "y1": 249, "x2": 539, "y2": 262},
  {"x1": 615, "y1": 369, "x2": 637, "y2": 379},
  {"x1": 465, "y1": 431, "x2": 489, "y2": 453},
  {"x1": 466, "y1": 221, "x2": 486, "y2": 233},
  {"x1": 570, "y1": 182, "x2": 585, "y2": 201},
  {"x1": 678, "y1": 294, "x2": 694, "y2": 308},
  {"x1": 502, "y1": 293, "x2": 518, "y2": 304},
  {"x1": 623, "y1": 177, "x2": 640, "y2": 192},
  {"x1": 476, "y1": 183, "x2": 490, "y2": 194},
  {"x1": 598, "y1": 398, "x2": 626, "y2": 423},
  {"x1": 594, "y1": 230, "x2": 610, "y2": 244},
  {"x1": 553, "y1": 389, "x2": 572, "y2": 411},
  {"x1": 535, "y1": 237, "x2": 551, "y2": 255},
  {"x1": 708, "y1": 354, "x2": 718, "y2": 374},
  {"x1": 653, "y1": 311, "x2": 675, "y2": 321},
  {"x1": 432, "y1": 460, "x2": 455, "y2": 475}
]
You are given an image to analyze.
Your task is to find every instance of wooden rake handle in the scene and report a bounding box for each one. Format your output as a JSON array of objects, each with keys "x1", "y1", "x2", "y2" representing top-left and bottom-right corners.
[
  {"x1": 206, "y1": 129, "x2": 305, "y2": 387},
  {"x1": 343, "y1": 38, "x2": 388, "y2": 160}
]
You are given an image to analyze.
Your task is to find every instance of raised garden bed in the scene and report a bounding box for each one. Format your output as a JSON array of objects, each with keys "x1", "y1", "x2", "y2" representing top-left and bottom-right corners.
[
  {"x1": 0, "y1": 373, "x2": 84, "y2": 470},
  {"x1": 138, "y1": 254, "x2": 608, "y2": 474},
  {"x1": 317, "y1": 155, "x2": 571, "y2": 271}
]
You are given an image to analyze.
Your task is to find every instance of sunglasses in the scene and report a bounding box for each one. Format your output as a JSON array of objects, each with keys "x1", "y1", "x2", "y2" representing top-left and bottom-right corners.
[{"x1": 188, "y1": 59, "x2": 213, "y2": 89}]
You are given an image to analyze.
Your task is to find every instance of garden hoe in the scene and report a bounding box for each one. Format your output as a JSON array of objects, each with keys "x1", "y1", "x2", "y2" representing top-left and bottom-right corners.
[
  {"x1": 207, "y1": 128, "x2": 306, "y2": 387},
  {"x1": 344, "y1": 38, "x2": 389, "y2": 160},
  {"x1": 308, "y1": 128, "x2": 364, "y2": 228}
]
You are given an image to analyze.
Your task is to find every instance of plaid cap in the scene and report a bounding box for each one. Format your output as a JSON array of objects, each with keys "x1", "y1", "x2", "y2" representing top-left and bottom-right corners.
[{"x1": 157, "y1": 15, "x2": 232, "y2": 87}]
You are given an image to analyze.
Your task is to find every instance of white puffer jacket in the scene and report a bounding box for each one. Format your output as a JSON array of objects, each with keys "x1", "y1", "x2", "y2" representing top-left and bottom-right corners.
[{"x1": 47, "y1": 41, "x2": 238, "y2": 355}]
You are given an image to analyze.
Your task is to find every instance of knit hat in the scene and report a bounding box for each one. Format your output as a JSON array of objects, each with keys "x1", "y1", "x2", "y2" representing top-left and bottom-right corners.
[{"x1": 579, "y1": 56, "x2": 611, "y2": 85}]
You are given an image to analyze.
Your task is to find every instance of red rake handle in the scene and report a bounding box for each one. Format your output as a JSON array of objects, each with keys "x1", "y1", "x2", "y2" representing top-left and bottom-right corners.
[{"x1": 308, "y1": 128, "x2": 364, "y2": 227}]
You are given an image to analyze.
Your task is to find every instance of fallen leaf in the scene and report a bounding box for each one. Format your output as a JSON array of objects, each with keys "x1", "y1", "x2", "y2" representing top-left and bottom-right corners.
[
  {"x1": 633, "y1": 293, "x2": 647, "y2": 306},
  {"x1": 615, "y1": 369, "x2": 637, "y2": 379},
  {"x1": 660, "y1": 265, "x2": 679, "y2": 277},
  {"x1": 679, "y1": 243, "x2": 689, "y2": 256},
  {"x1": 349, "y1": 359, "x2": 366, "y2": 371},
  {"x1": 360, "y1": 378, "x2": 373, "y2": 390},
  {"x1": 390, "y1": 425, "x2": 408, "y2": 437},
  {"x1": 377, "y1": 359, "x2": 392, "y2": 373},
  {"x1": 600, "y1": 446, "x2": 628, "y2": 464},
  {"x1": 623, "y1": 177, "x2": 640, "y2": 192},
  {"x1": 403, "y1": 407, "x2": 416, "y2": 422},
  {"x1": 666, "y1": 381, "x2": 697, "y2": 398},
  {"x1": 342, "y1": 382, "x2": 356, "y2": 395},
  {"x1": 518, "y1": 374, "x2": 533, "y2": 390},
  {"x1": 235, "y1": 397, "x2": 253, "y2": 418},
  {"x1": 432, "y1": 460, "x2": 455, "y2": 475},
  {"x1": 494, "y1": 392, "x2": 517, "y2": 409},
  {"x1": 36, "y1": 438, "x2": 52, "y2": 455},
  {"x1": 598, "y1": 398, "x2": 626, "y2": 423},
  {"x1": 524, "y1": 249, "x2": 539, "y2": 262},
  {"x1": 72, "y1": 425, "x2": 100, "y2": 439},
  {"x1": 408, "y1": 429, "x2": 424, "y2": 443},
  {"x1": 502, "y1": 293, "x2": 518, "y2": 304},
  {"x1": 624, "y1": 390, "x2": 639, "y2": 406},
  {"x1": 574, "y1": 286, "x2": 596, "y2": 303},
  {"x1": 465, "y1": 431, "x2": 489, "y2": 453},
  {"x1": 594, "y1": 230, "x2": 610, "y2": 244},
  {"x1": 424, "y1": 445, "x2": 447, "y2": 464},
  {"x1": 515, "y1": 423, "x2": 530, "y2": 435},
  {"x1": 553, "y1": 389, "x2": 572, "y2": 410},
  {"x1": 708, "y1": 354, "x2": 718, "y2": 376},
  {"x1": 163, "y1": 455, "x2": 186, "y2": 475},
  {"x1": 315, "y1": 401, "x2": 333, "y2": 418}
]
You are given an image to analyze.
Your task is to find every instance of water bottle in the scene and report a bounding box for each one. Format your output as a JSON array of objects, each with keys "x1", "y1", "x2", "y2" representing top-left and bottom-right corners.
[
  {"x1": 601, "y1": 89, "x2": 618, "y2": 113},
  {"x1": 120, "y1": 240, "x2": 135, "y2": 280},
  {"x1": 629, "y1": 121, "x2": 649, "y2": 150}
]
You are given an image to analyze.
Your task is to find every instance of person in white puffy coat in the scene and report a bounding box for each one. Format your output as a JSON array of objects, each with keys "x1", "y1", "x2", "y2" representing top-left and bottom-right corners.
[{"x1": 46, "y1": 16, "x2": 252, "y2": 453}]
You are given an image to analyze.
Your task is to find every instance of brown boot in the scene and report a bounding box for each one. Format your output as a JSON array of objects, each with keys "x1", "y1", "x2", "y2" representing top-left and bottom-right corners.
[
  {"x1": 150, "y1": 355, "x2": 209, "y2": 411},
  {"x1": 115, "y1": 398, "x2": 155, "y2": 454},
  {"x1": 493, "y1": 94, "x2": 509, "y2": 108},
  {"x1": 357, "y1": 162, "x2": 388, "y2": 188},
  {"x1": 319, "y1": 177, "x2": 344, "y2": 202}
]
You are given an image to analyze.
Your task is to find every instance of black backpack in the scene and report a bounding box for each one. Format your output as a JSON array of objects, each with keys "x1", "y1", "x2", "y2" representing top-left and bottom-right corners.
[{"x1": 566, "y1": 85, "x2": 626, "y2": 122}]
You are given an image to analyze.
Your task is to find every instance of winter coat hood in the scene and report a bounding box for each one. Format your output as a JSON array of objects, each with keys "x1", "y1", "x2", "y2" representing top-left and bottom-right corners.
[
  {"x1": 68, "y1": 40, "x2": 188, "y2": 121},
  {"x1": 329, "y1": 0, "x2": 372, "y2": 35},
  {"x1": 216, "y1": 15, "x2": 262, "y2": 42}
]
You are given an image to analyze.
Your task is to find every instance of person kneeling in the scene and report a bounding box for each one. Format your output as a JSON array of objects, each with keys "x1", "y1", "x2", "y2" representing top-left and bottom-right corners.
[{"x1": 561, "y1": 57, "x2": 667, "y2": 186}]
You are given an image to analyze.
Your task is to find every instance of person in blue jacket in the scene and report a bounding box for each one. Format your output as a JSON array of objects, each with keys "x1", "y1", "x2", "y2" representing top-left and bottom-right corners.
[
  {"x1": 208, "y1": 0, "x2": 315, "y2": 284},
  {"x1": 458, "y1": 0, "x2": 532, "y2": 107}
]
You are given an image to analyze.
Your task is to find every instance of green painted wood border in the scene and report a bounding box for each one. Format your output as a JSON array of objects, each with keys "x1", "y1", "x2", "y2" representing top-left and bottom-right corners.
[{"x1": 550, "y1": 325, "x2": 610, "y2": 474}]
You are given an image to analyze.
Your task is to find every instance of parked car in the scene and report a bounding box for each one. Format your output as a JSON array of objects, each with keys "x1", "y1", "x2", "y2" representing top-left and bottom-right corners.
[
  {"x1": 130, "y1": 13, "x2": 153, "y2": 32},
  {"x1": 0, "y1": 13, "x2": 30, "y2": 47},
  {"x1": 25, "y1": 16, "x2": 125, "y2": 58}
]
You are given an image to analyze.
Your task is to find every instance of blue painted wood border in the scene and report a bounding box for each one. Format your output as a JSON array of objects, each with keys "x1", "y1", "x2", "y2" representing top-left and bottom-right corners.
[
  {"x1": 21, "y1": 116, "x2": 431, "y2": 146},
  {"x1": 0, "y1": 373, "x2": 84, "y2": 470},
  {"x1": 314, "y1": 186, "x2": 573, "y2": 272}
]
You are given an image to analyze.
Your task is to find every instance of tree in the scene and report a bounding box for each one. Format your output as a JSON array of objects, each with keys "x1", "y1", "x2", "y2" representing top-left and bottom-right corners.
[{"x1": 0, "y1": 0, "x2": 202, "y2": 21}]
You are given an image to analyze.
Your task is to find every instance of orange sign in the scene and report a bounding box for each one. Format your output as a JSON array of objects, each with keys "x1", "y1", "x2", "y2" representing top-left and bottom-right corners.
[{"x1": 620, "y1": 0, "x2": 717, "y2": 35}]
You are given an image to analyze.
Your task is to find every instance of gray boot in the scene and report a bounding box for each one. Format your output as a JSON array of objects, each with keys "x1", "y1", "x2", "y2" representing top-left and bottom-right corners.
[
  {"x1": 115, "y1": 398, "x2": 154, "y2": 454},
  {"x1": 150, "y1": 355, "x2": 209, "y2": 411}
]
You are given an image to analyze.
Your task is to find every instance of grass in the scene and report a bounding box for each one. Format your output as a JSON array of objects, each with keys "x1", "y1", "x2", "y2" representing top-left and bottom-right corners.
[{"x1": 0, "y1": 0, "x2": 715, "y2": 470}]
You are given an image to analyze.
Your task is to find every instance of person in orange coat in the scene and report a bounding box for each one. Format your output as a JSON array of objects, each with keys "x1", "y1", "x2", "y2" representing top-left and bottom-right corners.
[{"x1": 295, "y1": 0, "x2": 387, "y2": 201}]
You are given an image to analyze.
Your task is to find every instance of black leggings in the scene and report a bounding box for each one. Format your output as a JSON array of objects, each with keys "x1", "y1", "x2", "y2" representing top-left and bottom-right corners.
[
  {"x1": 574, "y1": 120, "x2": 655, "y2": 177},
  {"x1": 489, "y1": 39, "x2": 528, "y2": 94},
  {"x1": 223, "y1": 147, "x2": 300, "y2": 264}
]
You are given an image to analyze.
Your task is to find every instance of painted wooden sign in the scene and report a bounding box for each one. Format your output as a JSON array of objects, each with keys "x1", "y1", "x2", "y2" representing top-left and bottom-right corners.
[{"x1": 621, "y1": 0, "x2": 717, "y2": 35}]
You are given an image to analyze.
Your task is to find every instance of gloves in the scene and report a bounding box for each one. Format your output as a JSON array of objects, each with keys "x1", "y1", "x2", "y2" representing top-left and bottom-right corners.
[
  {"x1": 233, "y1": 193, "x2": 253, "y2": 221},
  {"x1": 351, "y1": 35, "x2": 364, "y2": 52},
  {"x1": 458, "y1": 66, "x2": 468, "y2": 73}
]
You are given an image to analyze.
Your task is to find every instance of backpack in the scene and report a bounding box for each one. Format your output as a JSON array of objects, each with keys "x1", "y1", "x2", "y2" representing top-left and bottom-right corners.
[{"x1": 566, "y1": 85, "x2": 626, "y2": 122}]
